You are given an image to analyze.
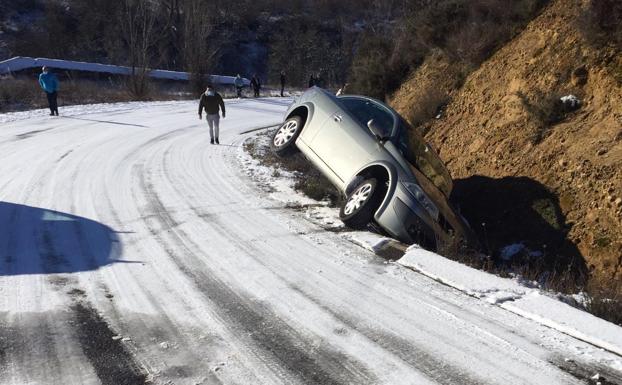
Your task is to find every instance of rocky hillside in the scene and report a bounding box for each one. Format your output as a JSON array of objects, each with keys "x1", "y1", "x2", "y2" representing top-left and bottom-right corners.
[{"x1": 391, "y1": 0, "x2": 621, "y2": 285}]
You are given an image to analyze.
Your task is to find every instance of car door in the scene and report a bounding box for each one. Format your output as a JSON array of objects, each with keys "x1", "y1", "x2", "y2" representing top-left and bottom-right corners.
[{"x1": 309, "y1": 98, "x2": 380, "y2": 186}]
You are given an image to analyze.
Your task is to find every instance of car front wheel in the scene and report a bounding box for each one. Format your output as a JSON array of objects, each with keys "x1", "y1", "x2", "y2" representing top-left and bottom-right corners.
[
  {"x1": 270, "y1": 116, "x2": 302, "y2": 157},
  {"x1": 340, "y1": 178, "x2": 383, "y2": 229}
]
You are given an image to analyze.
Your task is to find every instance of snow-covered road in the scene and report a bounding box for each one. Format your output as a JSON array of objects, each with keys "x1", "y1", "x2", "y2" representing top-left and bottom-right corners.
[{"x1": 0, "y1": 99, "x2": 620, "y2": 385}]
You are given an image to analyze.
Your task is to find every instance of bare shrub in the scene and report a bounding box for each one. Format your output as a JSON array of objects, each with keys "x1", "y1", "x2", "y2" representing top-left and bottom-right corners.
[
  {"x1": 0, "y1": 76, "x2": 192, "y2": 113},
  {"x1": 245, "y1": 134, "x2": 342, "y2": 207},
  {"x1": 350, "y1": 0, "x2": 549, "y2": 101},
  {"x1": 119, "y1": 0, "x2": 161, "y2": 98},
  {"x1": 0, "y1": 78, "x2": 40, "y2": 112},
  {"x1": 349, "y1": 33, "x2": 408, "y2": 100},
  {"x1": 584, "y1": 281, "x2": 622, "y2": 326},
  {"x1": 578, "y1": 0, "x2": 622, "y2": 48}
]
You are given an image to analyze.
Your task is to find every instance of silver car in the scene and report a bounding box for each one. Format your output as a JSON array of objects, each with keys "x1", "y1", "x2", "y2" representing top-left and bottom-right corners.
[{"x1": 271, "y1": 87, "x2": 475, "y2": 250}]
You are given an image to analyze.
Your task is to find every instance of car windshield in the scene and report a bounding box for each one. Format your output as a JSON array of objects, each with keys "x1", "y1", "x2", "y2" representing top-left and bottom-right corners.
[
  {"x1": 339, "y1": 97, "x2": 395, "y2": 137},
  {"x1": 393, "y1": 119, "x2": 453, "y2": 196}
]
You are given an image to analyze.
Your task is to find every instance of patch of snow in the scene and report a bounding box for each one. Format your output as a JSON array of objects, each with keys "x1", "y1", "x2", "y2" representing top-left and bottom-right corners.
[
  {"x1": 305, "y1": 206, "x2": 342, "y2": 228},
  {"x1": 399, "y1": 248, "x2": 526, "y2": 303},
  {"x1": 345, "y1": 232, "x2": 392, "y2": 253},
  {"x1": 502, "y1": 293, "x2": 622, "y2": 357},
  {"x1": 237, "y1": 133, "x2": 317, "y2": 207},
  {"x1": 398, "y1": 249, "x2": 622, "y2": 358},
  {"x1": 560, "y1": 94, "x2": 581, "y2": 109},
  {"x1": 500, "y1": 243, "x2": 526, "y2": 260}
]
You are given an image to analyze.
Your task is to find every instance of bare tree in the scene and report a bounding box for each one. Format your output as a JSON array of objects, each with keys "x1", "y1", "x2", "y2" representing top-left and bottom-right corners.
[
  {"x1": 181, "y1": 0, "x2": 223, "y2": 94},
  {"x1": 120, "y1": 0, "x2": 160, "y2": 98}
]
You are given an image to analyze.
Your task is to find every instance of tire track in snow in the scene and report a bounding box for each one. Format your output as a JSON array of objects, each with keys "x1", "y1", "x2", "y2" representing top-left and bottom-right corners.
[
  {"x1": 0, "y1": 317, "x2": 9, "y2": 382},
  {"x1": 70, "y1": 301, "x2": 148, "y2": 385},
  {"x1": 191, "y1": 135, "x2": 590, "y2": 385},
  {"x1": 286, "y1": 285, "x2": 488, "y2": 385},
  {"x1": 75, "y1": 127, "x2": 223, "y2": 384},
  {"x1": 154, "y1": 132, "x2": 487, "y2": 384},
  {"x1": 0, "y1": 123, "x2": 157, "y2": 384},
  {"x1": 134, "y1": 162, "x2": 376, "y2": 385}
]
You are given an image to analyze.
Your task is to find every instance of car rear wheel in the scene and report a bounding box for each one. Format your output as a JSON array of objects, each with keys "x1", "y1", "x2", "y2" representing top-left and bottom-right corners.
[
  {"x1": 270, "y1": 116, "x2": 302, "y2": 157},
  {"x1": 340, "y1": 178, "x2": 383, "y2": 229}
]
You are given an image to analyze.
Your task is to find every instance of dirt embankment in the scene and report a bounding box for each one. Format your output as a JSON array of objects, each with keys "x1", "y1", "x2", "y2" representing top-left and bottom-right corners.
[{"x1": 391, "y1": 0, "x2": 622, "y2": 284}]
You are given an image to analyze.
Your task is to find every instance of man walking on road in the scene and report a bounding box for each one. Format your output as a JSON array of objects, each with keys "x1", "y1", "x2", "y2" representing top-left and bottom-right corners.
[
  {"x1": 198, "y1": 85, "x2": 226, "y2": 145},
  {"x1": 39, "y1": 66, "x2": 59, "y2": 116}
]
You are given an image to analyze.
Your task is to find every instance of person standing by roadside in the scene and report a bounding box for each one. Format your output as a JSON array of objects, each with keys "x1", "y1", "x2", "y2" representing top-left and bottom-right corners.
[
  {"x1": 198, "y1": 85, "x2": 226, "y2": 145},
  {"x1": 315, "y1": 72, "x2": 324, "y2": 88},
  {"x1": 280, "y1": 71, "x2": 286, "y2": 97},
  {"x1": 39, "y1": 66, "x2": 59, "y2": 116},
  {"x1": 234, "y1": 74, "x2": 244, "y2": 98},
  {"x1": 336, "y1": 82, "x2": 349, "y2": 96},
  {"x1": 308, "y1": 73, "x2": 315, "y2": 88},
  {"x1": 250, "y1": 74, "x2": 261, "y2": 97}
]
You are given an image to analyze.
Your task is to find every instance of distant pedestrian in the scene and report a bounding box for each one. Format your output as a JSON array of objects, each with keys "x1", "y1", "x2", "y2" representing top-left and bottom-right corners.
[
  {"x1": 250, "y1": 74, "x2": 261, "y2": 97},
  {"x1": 198, "y1": 85, "x2": 226, "y2": 145},
  {"x1": 308, "y1": 74, "x2": 315, "y2": 88},
  {"x1": 280, "y1": 71, "x2": 286, "y2": 97},
  {"x1": 39, "y1": 66, "x2": 59, "y2": 116},
  {"x1": 336, "y1": 83, "x2": 349, "y2": 96},
  {"x1": 234, "y1": 74, "x2": 244, "y2": 98},
  {"x1": 315, "y1": 72, "x2": 324, "y2": 88}
]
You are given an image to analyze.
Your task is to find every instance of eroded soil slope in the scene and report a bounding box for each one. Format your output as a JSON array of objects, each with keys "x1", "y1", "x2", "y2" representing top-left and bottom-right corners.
[{"x1": 392, "y1": 0, "x2": 621, "y2": 283}]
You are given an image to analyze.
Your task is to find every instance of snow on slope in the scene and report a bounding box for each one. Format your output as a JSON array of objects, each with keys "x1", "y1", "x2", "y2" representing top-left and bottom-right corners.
[
  {"x1": 0, "y1": 98, "x2": 621, "y2": 385},
  {"x1": 398, "y1": 249, "x2": 622, "y2": 360}
]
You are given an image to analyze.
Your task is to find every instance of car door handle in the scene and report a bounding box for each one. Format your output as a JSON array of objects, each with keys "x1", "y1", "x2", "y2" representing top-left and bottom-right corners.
[{"x1": 333, "y1": 115, "x2": 342, "y2": 123}]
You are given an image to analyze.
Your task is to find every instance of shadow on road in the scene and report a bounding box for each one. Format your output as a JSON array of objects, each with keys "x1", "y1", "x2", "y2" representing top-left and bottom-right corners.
[
  {"x1": 451, "y1": 175, "x2": 587, "y2": 284},
  {"x1": 62, "y1": 116, "x2": 148, "y2": 128},
  {"x1": 0, "y1": 201, "x2": 133, "y2": 275}
]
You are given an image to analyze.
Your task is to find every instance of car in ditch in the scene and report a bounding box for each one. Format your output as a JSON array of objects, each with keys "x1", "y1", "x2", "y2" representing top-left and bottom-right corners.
[{"x1": 270, "y1": 87, "x2": 476, "y2": 250}]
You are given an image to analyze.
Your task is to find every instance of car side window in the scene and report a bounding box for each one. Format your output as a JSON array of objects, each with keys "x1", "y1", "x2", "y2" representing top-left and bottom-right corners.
[{"x1": 339, "y1": 98, "x2": 395, "y2": 137}]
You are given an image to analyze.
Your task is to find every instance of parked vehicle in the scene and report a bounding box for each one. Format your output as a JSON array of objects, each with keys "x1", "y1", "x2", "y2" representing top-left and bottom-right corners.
[{"x1": 270, "y1": 87, "x2": 476, "y2": 250}]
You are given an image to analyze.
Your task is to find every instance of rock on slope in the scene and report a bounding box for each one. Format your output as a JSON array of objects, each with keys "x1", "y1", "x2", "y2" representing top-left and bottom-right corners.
[{"x1": 391, "y1": 0, "x2": 621, "y2": 283}]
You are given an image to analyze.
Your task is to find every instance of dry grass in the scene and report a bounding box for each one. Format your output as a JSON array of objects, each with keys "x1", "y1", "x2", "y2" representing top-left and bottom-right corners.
[
  {"x1": 584, "y1": 282, "x2": 622, "y2": 326},
  {"x1": 0, "y1": 76, "x2": 199, "y2": 113},
  {"x1": 244, "y1": 134, "x2": 342, "y2": 207}
]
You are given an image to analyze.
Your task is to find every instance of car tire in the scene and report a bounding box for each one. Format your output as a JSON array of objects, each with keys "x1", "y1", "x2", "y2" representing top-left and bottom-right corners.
[
  {"x1": 270, "y1": 116, "x2": 303, "y2": 157},
  {"x1": 340, "y1": 178, "x2": 383, "y2": 230}
]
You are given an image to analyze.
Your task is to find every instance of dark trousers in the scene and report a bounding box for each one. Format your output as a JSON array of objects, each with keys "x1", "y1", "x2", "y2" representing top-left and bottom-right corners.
[
  {"x1": 236, "y1": 86, "x2": 243, "y2": 97},
  {"x1": 280, "y1": 83, "x2": 285, "y2": 97},
  {"x1": 46, "y1": 91, "x2": 58, "y2": 115},
  {"x1": 253, "y1": 87, "x2": 260, "y2": 97}
]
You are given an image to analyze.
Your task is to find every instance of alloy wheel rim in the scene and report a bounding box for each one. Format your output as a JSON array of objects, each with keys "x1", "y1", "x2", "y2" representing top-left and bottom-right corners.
[
  {"x1": 273, "y1": 121, "x2": 298, "y2": 147},
  {"x1": 344, "y1": 183, "x2": 372, "y2": 215}
]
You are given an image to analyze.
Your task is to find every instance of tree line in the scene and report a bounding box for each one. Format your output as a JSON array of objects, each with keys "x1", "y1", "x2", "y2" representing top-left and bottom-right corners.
[{"x1": 8, "y1": 0, "x2": 614, "y2": 102}]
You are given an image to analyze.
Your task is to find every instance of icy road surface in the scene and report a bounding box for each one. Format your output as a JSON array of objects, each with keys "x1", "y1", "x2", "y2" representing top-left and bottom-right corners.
[{"x1": 0, "y1": 99, "x2": 620, "y2": 385}]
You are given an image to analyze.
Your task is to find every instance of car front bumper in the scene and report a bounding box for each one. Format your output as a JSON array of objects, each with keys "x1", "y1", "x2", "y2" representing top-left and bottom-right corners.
[{"x1": 375, "y1": 184, "x2": 450, "y2": 249}]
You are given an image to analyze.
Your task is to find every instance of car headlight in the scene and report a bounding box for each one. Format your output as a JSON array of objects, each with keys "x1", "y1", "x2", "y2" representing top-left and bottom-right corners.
[{"x1": 401, "y1": 182, "x2": 439, "y2": 221}]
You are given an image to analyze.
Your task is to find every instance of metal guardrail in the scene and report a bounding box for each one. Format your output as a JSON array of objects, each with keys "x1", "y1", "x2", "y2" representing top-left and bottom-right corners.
[{"x1": 0, "y1": 56, "x2": 250, "y2": 86}]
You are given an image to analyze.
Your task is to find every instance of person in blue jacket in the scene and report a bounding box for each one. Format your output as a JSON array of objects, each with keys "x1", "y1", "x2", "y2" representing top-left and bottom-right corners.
[{"x1": 39, "y1": 66, "x2": 59, "y2": 116}]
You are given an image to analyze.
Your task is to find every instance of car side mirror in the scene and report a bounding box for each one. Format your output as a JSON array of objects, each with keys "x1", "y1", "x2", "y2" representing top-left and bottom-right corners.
[{"x1": 367, "y1": 119, "x2": 386, "y2": 141}]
